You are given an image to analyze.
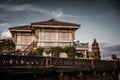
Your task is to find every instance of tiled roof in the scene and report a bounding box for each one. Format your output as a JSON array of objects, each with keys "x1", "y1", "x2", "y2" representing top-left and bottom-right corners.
[
  {"x1": 9, "y1": 25, "x2": 31, "y2": 30},
  {"x1": 9, "y1": 19, "x2": 80, "y2": 31},
  {"x1": 31, "y1": 18, "x2": 80, "y2": 26}
]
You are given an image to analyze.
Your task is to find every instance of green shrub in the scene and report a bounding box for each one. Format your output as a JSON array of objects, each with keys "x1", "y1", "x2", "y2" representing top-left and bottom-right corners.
[
  {"x1": 51, "y1": 46, "x2": 64, "y2": 57},
  {"x1": 35, "y1": 46, "x2": 76, "y2": 58},
  {"x1": 64, "y1": 46, "x2": 76, "y2": 58}
]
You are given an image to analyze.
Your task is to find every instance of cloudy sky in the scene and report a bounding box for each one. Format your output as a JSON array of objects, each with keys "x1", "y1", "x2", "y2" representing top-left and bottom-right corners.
[{"x1": 0, "y1": 0, "x2": 120, "y2": 59}]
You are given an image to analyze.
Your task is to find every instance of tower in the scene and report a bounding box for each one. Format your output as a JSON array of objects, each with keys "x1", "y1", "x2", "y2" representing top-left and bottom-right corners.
[{"x1": 92, "y1": 39, "x2": 101, "y2": 60}]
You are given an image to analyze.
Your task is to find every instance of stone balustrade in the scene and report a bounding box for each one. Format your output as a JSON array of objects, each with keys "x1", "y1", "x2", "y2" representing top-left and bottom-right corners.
[{"x1": 0, "y1": 55, "x2": 120, "y2": 73}]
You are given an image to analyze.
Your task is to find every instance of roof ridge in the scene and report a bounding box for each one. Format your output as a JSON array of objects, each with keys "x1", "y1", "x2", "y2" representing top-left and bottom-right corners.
[{"x1": 31, "y1": 18, "x2": 80, "y2": 26}]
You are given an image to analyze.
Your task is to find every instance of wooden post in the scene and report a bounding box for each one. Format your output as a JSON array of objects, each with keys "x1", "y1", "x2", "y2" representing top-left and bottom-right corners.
[
  {"x1": 46, "y1": 57, "x2": 48, "y2": 67},
  {"x1": 91, "y1": 59, "x2": 95, "y2": 68},
  {"x1": 78, "y1": 72, "x2": 83, "y2": 77},
  {"x1": 114, "y1": 61, "x2": 117, "y2": 68},
  {"x1": 58, "y1": 72, "x2": 64, "y2": 80},
  {"x1": 102, "y1": 72, "x2": 106, "y2": 76}
]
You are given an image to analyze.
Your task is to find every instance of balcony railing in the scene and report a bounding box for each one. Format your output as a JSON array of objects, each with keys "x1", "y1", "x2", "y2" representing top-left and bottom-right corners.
[{"x1": 37, "y1": 42, "x2": 74, "y2": 47}]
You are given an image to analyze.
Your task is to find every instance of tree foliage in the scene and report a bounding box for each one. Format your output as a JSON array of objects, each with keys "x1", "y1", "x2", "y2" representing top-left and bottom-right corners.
[
  {"x1": 0, "y1": 39, "x2": 15, "y2": 55},
  {"x1": 111, "y1": 54, "x2": 117, "y2": 60},
  {"x1": 111, "y1": 54, "x2": 120, "y2": 61},
  {"x1": 51, "y1": 46, "x2": 64, "y2": 57}
]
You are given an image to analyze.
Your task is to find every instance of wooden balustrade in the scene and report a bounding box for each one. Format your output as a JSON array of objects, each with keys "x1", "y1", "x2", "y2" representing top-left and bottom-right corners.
[{"x1": 22, "y1": 41, "x2": 36, "y2": 55}]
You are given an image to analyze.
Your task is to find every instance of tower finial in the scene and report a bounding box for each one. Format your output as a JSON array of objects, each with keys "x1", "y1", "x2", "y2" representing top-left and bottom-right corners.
[{"x1": 92, "y1": 38, "x2": 98, "y2": 46}]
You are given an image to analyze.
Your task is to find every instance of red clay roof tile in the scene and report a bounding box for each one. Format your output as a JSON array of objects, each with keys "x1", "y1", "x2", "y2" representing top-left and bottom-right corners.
[
  {"x1": 9, "y1": 25, "x2": 31, "y2": 30},
  {"x1": 31, "y1": 18, "x2": 80, "y2": 26}
]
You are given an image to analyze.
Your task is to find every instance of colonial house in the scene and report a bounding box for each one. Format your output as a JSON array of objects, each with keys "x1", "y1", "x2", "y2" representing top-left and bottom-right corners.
[{"x1": 9, "y1": 18, "x2": 91, "y2": 58}]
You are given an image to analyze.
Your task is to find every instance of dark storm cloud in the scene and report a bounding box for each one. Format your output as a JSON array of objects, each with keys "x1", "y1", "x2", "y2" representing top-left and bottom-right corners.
[
  {"x1": 0, "y1": 0, "x2": 119, "y2": 17},
  {"x1": 108, "y1": 0, "x2": 120, "y2": 9},
  {"x1": 0, "y1": 19, "x2": 8, "y2": 23},
  {"x1": 0, "y1": 0, "x2": 119, "y2": 9},
  {"x1": 104, "y1": 44, "x2": 120, "y2": 52},
  {"x1": 0, "y1": 0, "x2": 119, "y2": 31},
  {"x1": 100, "y1": 41, "x2": 120, "y2": 53},
  {"x1": 99, "y1": 41, "x2": 120, "y2": 59}
]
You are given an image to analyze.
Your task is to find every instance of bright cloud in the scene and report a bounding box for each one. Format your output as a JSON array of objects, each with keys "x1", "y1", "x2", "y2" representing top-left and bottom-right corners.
[
  {"x1": 30, "y1": 7, "x2": 64, "y2": 19},
  {"x1": 0, "y1": 4, "x2": 64, "y2": 19},
  {"x1": 0, "y1": 23, "x2": 10, "y2": 26},
  {"x1": 52, "y1": 8, "x2": 63, "y2": 18},
  {"x1": 0, "y1": 30, "x2": 12, "y2": 39}
]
